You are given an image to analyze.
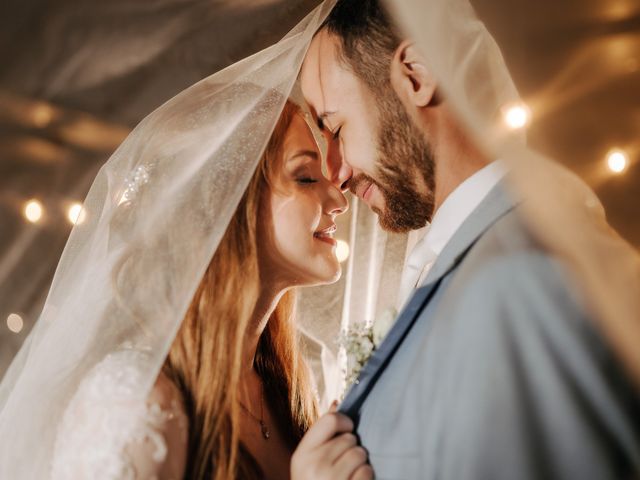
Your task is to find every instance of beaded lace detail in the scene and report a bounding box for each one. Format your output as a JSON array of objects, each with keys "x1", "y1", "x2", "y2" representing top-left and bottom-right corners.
[{"x1": 51, "y1": 350, "x2": 187, "y2": 480}]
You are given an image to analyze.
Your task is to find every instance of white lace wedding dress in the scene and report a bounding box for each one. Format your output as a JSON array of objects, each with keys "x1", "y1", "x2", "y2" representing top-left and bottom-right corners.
[{"x1": 50, "y1": 350, "x2": 189, "y2": 480}]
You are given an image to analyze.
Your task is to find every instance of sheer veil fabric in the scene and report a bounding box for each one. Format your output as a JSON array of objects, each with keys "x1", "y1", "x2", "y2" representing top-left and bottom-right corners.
[
  {"x1": 0, "y1": 2, "x2": 356, "y2": 477},
  {"x1": 384, "y1": 0, "x2": 640, "y2": 387}
]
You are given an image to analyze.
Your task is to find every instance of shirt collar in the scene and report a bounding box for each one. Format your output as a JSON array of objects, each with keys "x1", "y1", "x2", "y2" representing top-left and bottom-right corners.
[{"x1": 421, "y1": 160, "x2": 507, "y2": 256}]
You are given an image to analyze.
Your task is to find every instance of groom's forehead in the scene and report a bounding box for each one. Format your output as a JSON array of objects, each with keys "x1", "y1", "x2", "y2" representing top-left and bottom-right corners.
[{"x1": 301, "y1": 30, "x2": 345, "y2": 118}]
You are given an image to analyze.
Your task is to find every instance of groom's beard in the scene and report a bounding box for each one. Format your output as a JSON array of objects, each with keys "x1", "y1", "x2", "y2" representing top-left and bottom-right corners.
[{"x1": 351, "y1": 90, "x2": 436, "y2": 233}]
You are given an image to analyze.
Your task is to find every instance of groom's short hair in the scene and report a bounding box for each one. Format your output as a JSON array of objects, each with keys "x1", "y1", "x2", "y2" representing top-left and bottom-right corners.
[{"x1": 321, "y1": 0, "x2": 401, "y2": 94}]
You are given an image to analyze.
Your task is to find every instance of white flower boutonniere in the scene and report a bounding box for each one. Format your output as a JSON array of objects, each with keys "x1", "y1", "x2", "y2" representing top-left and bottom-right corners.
[{"x1": 338, "y1": 307, "x2": 398, "y2": 395}]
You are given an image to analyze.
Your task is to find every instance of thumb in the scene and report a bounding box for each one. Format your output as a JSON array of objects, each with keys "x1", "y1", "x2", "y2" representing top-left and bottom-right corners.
[{"x1": 328, "y1": 400, "x2": 338, "y2": 413}]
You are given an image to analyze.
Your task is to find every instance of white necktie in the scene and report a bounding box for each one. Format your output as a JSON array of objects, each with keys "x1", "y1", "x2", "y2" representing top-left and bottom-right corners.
[{"x1": 397, "y1": 237, "x2": 437, "y2": 309}]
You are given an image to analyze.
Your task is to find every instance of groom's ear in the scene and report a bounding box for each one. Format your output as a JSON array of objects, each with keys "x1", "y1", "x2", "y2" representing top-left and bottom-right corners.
[{"x1": 390, "y1": 40, "x2": 437, "y2": 109}]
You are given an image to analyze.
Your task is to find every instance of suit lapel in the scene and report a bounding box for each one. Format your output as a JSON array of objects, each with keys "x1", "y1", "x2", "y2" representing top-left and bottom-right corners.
[
  {"x1": 339, "y1": 181, "x2": 519, "y2": 424},
  {"x1": 339, "y1": 269, "x2": 452, "y2": 423},
  {"x1": 425, "y1": 179, "x2": 519, "y2": 284}
]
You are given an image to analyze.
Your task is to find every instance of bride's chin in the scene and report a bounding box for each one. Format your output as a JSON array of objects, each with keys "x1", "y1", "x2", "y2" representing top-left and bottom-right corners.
[
  {"x1": 319, "y1": 263, "x2": 342, "y2": 285},
  {"x1": 302, "y1": 264, "x2": 342, "y2": 287}
]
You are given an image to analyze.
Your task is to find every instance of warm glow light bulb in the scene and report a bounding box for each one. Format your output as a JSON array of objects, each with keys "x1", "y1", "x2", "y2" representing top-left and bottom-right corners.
[
  {"x1": 503, "y1": 103, "x2": 531, "y2": 130},
  {"x1": 336, "y1": 239, "x2": 350, "y2": 263},
  {"x1": 607, "y1": 150, "x2": 628, "y2": 173},
  {"x1": 24, "y1": 199, "x2": 43, "y2": 223},
  {"x1": 7, "y1": 313, "x2": 23, "y2": 334},
  {"x1": 67, "y1": 203, "x2": 86, "y2": 225}
]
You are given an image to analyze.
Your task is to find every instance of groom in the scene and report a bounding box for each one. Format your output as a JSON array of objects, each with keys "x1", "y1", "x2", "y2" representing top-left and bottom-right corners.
[{"x1": 295, "y1": 0, "x2": 640, "y2": 478}]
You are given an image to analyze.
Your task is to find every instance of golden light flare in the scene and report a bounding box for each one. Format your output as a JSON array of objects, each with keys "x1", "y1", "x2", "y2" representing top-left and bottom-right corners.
[
  {"x1": 600, "y1": 0, "x2": 636, "y2": 22},
  {"x1": 57, "y1": 118, "x2": 130, "y2": 152},
  {"x1": 607, "y1": 149, "x2": 628, "y2": 173},
  {"x1": 502, "y1": 102, "x2": 531, "y2": 130}
]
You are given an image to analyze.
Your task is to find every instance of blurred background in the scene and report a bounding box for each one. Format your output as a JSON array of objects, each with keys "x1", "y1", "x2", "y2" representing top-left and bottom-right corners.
[{"x1": 1, "y1": 0, "x2": 638, "y2": 377}]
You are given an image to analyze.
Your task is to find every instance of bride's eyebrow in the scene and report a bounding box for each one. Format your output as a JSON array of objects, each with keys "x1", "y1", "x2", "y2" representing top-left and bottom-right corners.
[{"x1": 288, "y1": 150, "x2": 319, "y2": 162}]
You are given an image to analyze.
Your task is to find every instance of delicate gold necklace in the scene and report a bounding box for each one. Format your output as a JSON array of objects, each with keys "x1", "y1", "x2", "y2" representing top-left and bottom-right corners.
[{"x1": 238, "y1": 384, "x2": 270, "y2": 440}]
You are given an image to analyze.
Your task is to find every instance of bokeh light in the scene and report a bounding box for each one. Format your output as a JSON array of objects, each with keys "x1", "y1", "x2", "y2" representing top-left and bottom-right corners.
[
  {"x1": 607, "y1": 149, "x2": 628, "y2": 174},
  {"x1": 502, "y1": 102, "x2": 531, "y2": 130},
  {"x1": 32, "y1": 105, "x2": 54, "y2": 128},
  {"x1": 336, "y1": 239, "x2": 350, "y2": 263},
  {"x1": 24, "y1": 199, "x2": 43, "y2": 223},
  {"x1": 6, "y1": 313, "x2": 24, "y2": 334},
  {"x1": 67, "y1": 203, "x2": 86, "y2": 225}
]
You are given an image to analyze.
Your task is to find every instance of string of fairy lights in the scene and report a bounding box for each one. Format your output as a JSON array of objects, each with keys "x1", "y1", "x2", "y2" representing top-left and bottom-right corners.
[
  {"x1": 3, "y1": 102, "x2": 632, "y2": 336},
  {"x1": 4, "y1": 201, "x2": 87, "y2": 335},
  {"x1": 22, "y1": 200, "x2": 87, "y2": 225},
  {"x1": 5, "y1": 197, "x2": 350, "y2": 335},
  {"x1": 502, "y1": 102, "x2": 630, "y2": 174}
]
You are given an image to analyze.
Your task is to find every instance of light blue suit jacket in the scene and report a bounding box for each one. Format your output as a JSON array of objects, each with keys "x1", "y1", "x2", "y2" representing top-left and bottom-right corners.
[{"x1": 340, "y1": 182, "x2": 640, "y2": 479}]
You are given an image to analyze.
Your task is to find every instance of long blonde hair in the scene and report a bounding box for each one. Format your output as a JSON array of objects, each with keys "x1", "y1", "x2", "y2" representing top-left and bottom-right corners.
[{"x1": 162, "y1": 100, "x2": 318, "y2": 479}]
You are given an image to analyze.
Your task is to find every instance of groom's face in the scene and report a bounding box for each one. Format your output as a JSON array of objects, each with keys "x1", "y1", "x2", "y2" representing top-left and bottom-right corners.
[{"x1": 301, "y1": 30, "x2": 434, "y2": 233}]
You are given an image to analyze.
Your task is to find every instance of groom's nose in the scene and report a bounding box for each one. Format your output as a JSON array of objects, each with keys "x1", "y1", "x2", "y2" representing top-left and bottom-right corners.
[{"x1": 326, "y1": 135, "x2": 352, "y2": 192}]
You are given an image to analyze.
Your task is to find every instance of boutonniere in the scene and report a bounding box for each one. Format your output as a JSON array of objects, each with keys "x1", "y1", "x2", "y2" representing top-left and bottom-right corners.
[{"x1": 338, "y1": 307, "x2": 398, "y2": 395}]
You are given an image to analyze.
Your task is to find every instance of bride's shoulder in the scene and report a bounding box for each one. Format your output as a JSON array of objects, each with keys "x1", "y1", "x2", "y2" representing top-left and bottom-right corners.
[
  {"x1": 127, "y1": 367, "x2": 190, "y2": 480},
  {"x1": 51, "y1": 350, "x2": 188, "y2": 480}
]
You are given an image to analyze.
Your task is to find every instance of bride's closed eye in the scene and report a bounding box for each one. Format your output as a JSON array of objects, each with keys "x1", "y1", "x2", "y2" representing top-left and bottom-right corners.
[
  {"x1": 287, "y1": 150, "x2": 322, "y2": 186},
  {"x1": 292, "y1": 165, "x2": 319, "y2": 185},
  {"x1": 297, "y1": 176, "x2": 318, "y2": 185}
]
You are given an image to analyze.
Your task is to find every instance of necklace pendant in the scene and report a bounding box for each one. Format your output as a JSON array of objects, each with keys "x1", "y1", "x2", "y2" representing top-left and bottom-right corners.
[{"x1": 260, "y1": 421, "x2": 270, "y2": 440}]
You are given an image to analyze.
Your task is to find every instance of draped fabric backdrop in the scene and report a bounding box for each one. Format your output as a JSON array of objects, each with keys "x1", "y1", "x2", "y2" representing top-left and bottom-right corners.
[{"x1": 1, "y1": 0, "x2": 639, "y2": 387}]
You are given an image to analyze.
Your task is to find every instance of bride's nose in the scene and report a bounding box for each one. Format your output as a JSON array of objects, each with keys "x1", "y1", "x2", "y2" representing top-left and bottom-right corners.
[{"x1": 324, "y1": 184, "x2": 349, "y2": 216}]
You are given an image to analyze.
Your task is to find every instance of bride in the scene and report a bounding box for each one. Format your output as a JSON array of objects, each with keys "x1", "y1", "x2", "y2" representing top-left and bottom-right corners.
[
  {"x1": 49, "y1": 96, "x2": 374, "y2": 479},
  {"x1": 49, "y1": 99, "x2": 361, "y2": 480},
  {"x1": 0, "y1": 2, "x2": 372, "y2": 479}
]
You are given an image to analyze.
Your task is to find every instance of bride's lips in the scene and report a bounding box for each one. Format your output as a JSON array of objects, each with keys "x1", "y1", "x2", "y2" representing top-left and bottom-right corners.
[{"x1": 313, "y1": 224, "x2": 337, "y2": 246}]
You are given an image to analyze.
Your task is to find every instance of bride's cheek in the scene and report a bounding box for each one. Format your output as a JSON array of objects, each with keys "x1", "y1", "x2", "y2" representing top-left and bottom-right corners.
[{"x1": 292, "y1": 192, "x2": 316, "y2": 223}]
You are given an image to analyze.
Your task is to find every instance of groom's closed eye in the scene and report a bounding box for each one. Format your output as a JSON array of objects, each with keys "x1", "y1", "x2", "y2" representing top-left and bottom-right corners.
[{"x1": 317, "y1": 111, "x2": 337, "y2": 132}]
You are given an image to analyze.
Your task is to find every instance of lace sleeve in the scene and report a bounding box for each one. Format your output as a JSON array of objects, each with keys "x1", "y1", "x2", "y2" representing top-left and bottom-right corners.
[{"x1": 51, "y1": 351, "x2": 188, "y2": 480}]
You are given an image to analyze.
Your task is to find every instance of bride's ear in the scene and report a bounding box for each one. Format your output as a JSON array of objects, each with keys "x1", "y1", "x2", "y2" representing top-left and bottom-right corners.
[{"x1": 390, "y1": 40, "x2": 437, "y2": 108}]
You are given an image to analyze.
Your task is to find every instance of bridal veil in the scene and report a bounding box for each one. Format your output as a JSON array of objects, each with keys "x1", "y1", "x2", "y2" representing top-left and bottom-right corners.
[{"x1": 0, "y1": 3, "x2": 342, "y2": 477}]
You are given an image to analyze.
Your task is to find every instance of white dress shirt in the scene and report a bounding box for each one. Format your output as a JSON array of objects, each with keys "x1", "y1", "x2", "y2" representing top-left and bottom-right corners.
[{"x1": 397, "y1": 161, "x2": 507, "y2": 308}]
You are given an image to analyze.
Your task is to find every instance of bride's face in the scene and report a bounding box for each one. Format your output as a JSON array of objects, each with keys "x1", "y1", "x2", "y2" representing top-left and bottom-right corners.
[{"x1": 260, "y1": 113, "x2": 348, "y2": 288}]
